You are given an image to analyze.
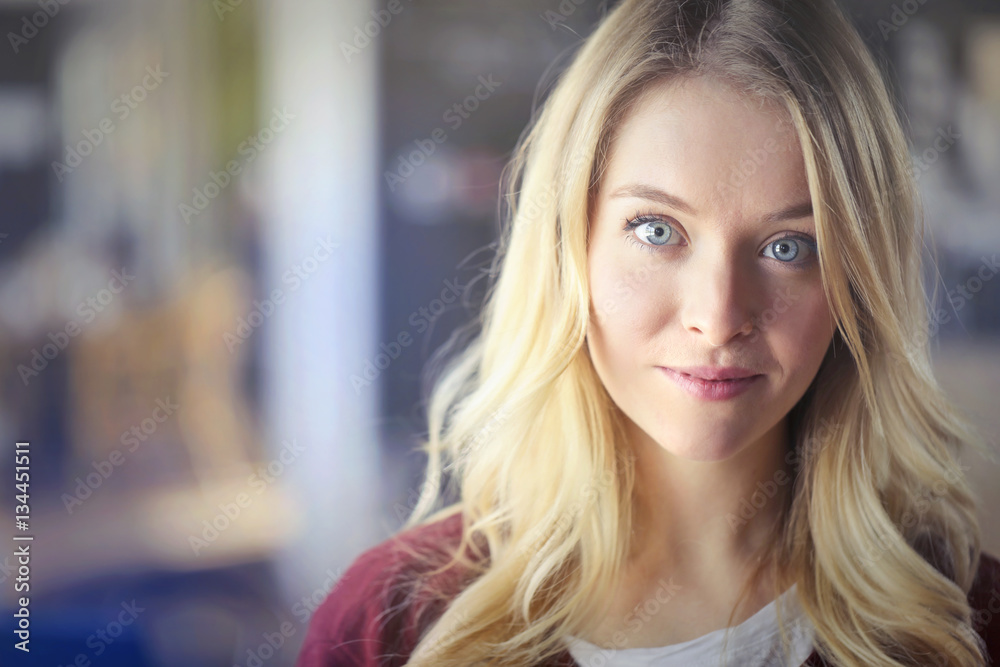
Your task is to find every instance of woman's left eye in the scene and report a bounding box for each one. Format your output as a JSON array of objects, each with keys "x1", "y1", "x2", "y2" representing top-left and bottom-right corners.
[{"x1": 762, "y1": 236, "x2": 818, "y2": 266}]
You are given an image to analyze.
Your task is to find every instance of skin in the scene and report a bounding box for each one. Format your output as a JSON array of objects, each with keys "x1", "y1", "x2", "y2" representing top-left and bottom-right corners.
[{"x1": 584, "y1": 75, "x2": 838, "y2": 648}]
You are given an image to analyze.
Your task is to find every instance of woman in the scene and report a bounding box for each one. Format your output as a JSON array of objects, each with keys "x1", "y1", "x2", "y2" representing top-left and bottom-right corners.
[{"x1": 298, "y1": 0, "x2": 1000, "y2": 664}]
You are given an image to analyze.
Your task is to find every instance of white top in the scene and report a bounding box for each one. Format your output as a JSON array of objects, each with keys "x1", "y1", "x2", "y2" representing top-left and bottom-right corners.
[{"x1": 563, "y1": 584, "x2": 815, "y2": 667}]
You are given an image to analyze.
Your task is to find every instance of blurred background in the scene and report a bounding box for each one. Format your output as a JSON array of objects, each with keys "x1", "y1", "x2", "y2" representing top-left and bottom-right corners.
[{"x1": 0, "y1": 0, "x2": 997, "y2": 664}]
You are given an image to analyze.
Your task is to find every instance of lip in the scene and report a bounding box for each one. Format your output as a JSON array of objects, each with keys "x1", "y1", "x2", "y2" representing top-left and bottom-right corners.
[
  {"x1": 658, "y1": 366, "x2": 763, "y2": 401},
  {"x1": 666, "y1": 365, "x2": 760, "y2": 381}
]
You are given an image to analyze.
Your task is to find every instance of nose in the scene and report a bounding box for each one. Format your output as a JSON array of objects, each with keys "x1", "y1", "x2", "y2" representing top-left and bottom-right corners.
[{"x1": 679, "y1": 253, "x2": 757, "y2": 347}]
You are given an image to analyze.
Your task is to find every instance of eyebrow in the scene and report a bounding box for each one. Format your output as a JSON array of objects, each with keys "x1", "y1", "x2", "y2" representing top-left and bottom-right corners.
[{"x1": 609, "y1": 183, "x2": 814, "y2": 224}]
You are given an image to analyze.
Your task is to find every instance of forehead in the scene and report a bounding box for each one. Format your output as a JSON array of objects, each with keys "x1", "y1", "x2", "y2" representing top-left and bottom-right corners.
[{"x1": 600, "y1": 76, "x2": 810, "y2": 218}]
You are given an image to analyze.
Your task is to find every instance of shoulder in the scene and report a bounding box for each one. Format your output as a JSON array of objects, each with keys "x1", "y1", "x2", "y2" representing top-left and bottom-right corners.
[
  {"x1": 969, "y1": 550, "x2": 1000, "y2": 660},
  {"x1": 295, "y1": 510, "x2": 474, "y2": 667}
]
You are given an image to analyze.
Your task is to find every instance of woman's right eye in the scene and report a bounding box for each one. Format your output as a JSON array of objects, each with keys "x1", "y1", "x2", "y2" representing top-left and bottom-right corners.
[{"x1": 623, "y1": 215, "x2": 684, "y2": 250}]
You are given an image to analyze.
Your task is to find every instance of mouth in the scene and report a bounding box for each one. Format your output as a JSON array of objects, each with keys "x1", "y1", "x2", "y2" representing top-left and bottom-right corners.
[
  {"x1": 657, "y1": 367, "x2": 763, "y2": 401},
  {"x1": 661, "y1": 366, "x2": 762, "y2": 381}
]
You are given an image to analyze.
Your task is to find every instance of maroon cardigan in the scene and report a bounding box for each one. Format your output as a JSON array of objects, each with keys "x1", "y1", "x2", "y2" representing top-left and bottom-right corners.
[{"x1": 297, "y1": 512, "x2": 1000, "y2": 666}]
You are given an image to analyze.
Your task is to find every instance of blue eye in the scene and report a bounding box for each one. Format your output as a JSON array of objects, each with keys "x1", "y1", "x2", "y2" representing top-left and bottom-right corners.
[
  {"x1": 623, "y1": 214, "x2": 684, "y2": 250},
  {"x1": 621, "y1": 212, "x2": 818, "y2": 268},
  {"x1": 763, "y1": 236, "x2": 817, "y2": 265}
]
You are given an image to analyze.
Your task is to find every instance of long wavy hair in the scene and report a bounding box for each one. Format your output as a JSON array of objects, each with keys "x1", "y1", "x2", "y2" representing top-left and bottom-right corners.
[{"x1": 397, "y1": 0, "x2": 993, "y2": 664}]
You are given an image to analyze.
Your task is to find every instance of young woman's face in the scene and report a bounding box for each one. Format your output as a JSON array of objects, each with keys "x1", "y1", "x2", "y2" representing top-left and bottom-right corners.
[{"x1": 586, "y1": 75, "x2": 837, "y2": 462}]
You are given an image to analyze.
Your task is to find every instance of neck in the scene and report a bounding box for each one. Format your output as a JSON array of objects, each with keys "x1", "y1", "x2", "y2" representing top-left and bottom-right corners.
[{"x1": 626, "y1": 416, "x2": 793, "y2": 583}]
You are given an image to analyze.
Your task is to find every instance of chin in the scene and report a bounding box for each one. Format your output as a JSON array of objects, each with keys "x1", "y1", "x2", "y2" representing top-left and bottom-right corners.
[{"x1": 648, "y1": 429, "x2": 746, "y2": 463}]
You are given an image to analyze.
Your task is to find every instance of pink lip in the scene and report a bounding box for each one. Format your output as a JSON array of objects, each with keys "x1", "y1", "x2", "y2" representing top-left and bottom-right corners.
[
  {"x1": 658, "y1": 366, "x2": 763, "y2": 401},
  {"x1": 667, "y1": 365, "x2": 759, "y2": 381}
]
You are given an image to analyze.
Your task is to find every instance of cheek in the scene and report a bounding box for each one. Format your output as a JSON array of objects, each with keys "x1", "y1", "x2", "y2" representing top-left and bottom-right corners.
[
  {"x1": 760, "y1": 281, "x2": 835, "y2": 372},
  {"x1": 589, "y1": 246, "x2": 670, "y2": 346},
  {"x1": 588, "y1": 250, "x2": 651, "y2": 383}
]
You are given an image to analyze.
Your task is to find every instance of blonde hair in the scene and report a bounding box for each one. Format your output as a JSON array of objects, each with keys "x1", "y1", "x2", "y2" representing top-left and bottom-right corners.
[{"x1": 397, "y1": 0, "x2": 994, "y2": 664}]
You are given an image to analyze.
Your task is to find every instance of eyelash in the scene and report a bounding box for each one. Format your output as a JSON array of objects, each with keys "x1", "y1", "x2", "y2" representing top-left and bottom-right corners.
[{"x1": 622, "y1": 211, "x2": 819, "y2": 270}]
